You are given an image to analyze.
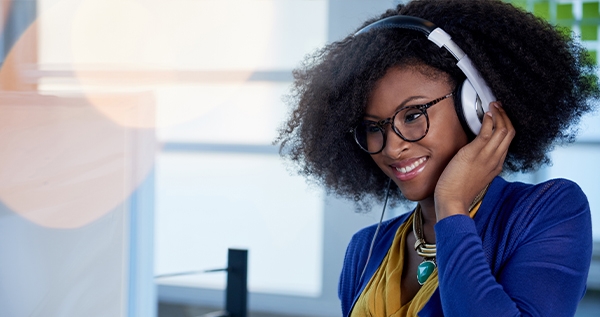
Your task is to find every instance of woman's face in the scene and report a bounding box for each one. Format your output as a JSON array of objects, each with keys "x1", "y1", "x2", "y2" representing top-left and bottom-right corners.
[{"x1": 365, "y1": 65, "x2": 468, "y2": 202}]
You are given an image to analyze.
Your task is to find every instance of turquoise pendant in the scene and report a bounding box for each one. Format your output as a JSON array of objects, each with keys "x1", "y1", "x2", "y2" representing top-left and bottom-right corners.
[{"x1": 417, "y1": 260, "x2": 436, "y2": 285}]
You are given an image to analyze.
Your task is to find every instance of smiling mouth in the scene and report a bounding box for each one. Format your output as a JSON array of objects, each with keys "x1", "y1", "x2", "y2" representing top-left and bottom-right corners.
[{"x1": 395, "y1": 157, "x2": 428, "y2": 174}]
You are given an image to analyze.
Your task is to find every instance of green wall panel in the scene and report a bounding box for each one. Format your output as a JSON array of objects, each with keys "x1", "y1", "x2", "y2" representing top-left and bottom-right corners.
[
  {"x1": 583, "y1": 2, "x2": 600, "y2": 19},
  {"x1": 557, "y1": 3, "x2": 574, "y2": 20},
  {"x1": 582, "y1": 24, "x2": 598, "y2": 41},
  {"x1": 533, "y1": 2, "x2": 550, "y2": 20}
]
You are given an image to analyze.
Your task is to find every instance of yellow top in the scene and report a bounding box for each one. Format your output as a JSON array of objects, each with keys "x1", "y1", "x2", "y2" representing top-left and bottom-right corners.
[{"x1": 350, "y1": 201, "x2": 483, "y2": 317}]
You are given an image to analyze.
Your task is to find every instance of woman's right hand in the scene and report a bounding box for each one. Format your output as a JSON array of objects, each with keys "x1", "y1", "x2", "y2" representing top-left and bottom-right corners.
[{"x1": 433, "y1": 102, "x2": 515, "y2": 220}]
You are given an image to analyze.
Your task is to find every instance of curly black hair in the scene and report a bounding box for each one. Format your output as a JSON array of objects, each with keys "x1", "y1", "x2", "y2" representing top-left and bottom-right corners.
[{"x1": 276, "y1": 0, "x2": 600, "y2": 204}]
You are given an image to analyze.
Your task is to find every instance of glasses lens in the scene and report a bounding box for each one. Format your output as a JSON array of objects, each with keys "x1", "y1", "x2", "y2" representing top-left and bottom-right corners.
[
  {"x1": 354, "y1": 121, "x2": 384, "y2": 153},
  {"x1": 394, "y1": 108, "x2": 428, "y2": 141}
]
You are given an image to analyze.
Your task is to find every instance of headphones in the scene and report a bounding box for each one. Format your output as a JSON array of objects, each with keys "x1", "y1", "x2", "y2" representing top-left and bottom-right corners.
[{"x1": 355, "y1": 15, "x2": 496, "y2": 136}]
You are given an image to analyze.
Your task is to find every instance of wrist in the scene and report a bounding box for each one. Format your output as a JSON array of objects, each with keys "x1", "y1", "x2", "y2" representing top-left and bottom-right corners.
[{"x1": 434, "y1": 199, "x2": 469, "y2": 221}]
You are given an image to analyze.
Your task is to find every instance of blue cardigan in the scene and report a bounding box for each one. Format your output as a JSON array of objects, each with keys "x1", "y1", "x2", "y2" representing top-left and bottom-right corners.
[{"x1": 338, "y1": 177, "x2": 592, "y2": 316}]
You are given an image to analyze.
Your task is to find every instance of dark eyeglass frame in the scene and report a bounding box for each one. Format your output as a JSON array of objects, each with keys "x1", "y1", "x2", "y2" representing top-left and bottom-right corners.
[{"x1": 351, "y1": 92, "x2": 454, "y2": 154}]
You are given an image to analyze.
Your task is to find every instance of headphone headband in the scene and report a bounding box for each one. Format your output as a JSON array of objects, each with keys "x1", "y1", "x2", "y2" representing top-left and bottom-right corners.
[
  {"x1": 355, "y1": 16, "x2": 436, "y2": 36},
  {"x1": 354, "y1": 15, "x2": 496, "y2": 135}
]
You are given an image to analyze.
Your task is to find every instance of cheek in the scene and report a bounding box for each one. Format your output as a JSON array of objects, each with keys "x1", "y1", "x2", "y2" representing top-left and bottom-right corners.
[
  {"x1": 429, "y1": 109, "x2": 469, "y2": 149},
  {"x1": 436, "y1": 135, "x2": 467, "y2": 161},
  {"x1": 437, "y1": 124, "x2": 468, "y2": 149},
  {"x1": 370, "y1": 155, "x2": 398, "y2": 183},
  {"x1": 425, "y1": 118, "x2": 469, "y2": 164},
  {"x1": 448, "y1": 125, "x2": 469, "y2": 151},
  {"x1": 371, "y1": 155, "x2": 389, "y2": 174}
]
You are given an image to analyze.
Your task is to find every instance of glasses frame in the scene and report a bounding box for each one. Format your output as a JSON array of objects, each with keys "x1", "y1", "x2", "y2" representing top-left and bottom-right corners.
[{"x1": 352, "y1": 92, "x2": 454, "y2": 154}]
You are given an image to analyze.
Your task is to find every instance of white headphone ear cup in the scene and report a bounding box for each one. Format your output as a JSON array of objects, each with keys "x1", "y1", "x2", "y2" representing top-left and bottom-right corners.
[
  {"x1": 459, "y1": 78, "x2": 485, "y2": 135},
  {"x1": 453, "y1": 80, "x2": 475, "y2": 139}
]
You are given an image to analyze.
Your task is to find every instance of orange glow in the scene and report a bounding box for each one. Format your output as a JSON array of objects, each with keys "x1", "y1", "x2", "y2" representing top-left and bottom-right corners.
[
  {"x1": 0, "y1": 92, "x2": 156, "y2": 228},
  {"x1": 0, "y1": 0, "x2": 278, "y2": 227}
]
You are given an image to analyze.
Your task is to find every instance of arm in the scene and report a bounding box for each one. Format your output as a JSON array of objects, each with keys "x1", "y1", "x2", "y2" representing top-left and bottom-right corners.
[
  {"x1": 338, "y1": 224, "x2": 378, "y2": 317},
  {"x1": 435, "y1": 180, "x2": 592, "y2": 316},
  {"x1": 338, "y1": 232, "x2": 364, "y2": 316}
]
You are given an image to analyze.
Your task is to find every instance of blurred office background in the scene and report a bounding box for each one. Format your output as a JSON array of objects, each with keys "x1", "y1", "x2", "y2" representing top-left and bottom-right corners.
[{"x1": 0, "y1": 0, "x2": 598, "y2": 316}]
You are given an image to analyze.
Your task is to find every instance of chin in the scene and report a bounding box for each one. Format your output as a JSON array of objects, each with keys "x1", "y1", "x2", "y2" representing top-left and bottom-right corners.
[
  {"x1": 402, "y1": 192, "x2": 429, "y2": 203},
  {"x1": 393, "y1": 179, "x2": 436, "y2": 203}
]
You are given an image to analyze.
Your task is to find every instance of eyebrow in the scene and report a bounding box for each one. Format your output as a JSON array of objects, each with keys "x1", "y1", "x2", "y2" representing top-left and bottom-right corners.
[{"x1": 363, "y1": 95, "x2": 430, "y2": 120}]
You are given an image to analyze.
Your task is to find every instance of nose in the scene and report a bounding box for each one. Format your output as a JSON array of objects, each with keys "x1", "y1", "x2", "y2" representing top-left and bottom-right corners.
[{"x1": 380, "y1": 125, "x2": 409, "y2": 159}]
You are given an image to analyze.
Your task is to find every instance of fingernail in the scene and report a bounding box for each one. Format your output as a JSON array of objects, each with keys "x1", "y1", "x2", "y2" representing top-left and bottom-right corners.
[
  {"x1": 493, "y1": 102, "x2": 502, "y2": 109},
  {"x1": 486, "y1": 111, "x2": 493, "y2": 117}
]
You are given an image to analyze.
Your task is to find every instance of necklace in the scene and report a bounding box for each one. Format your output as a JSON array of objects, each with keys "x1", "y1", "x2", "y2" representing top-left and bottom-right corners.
[{"x1": 413, "y1": 185, "x2": 489, "y2": 285}]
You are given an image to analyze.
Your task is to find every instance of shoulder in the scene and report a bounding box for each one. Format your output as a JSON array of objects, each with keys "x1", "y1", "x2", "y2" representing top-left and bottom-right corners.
[
  {"x1": 344, "y1": 211, "x2": 411, "y2": 261},
  {"x1": 348, "y1": 210, "x2": 414, "y2": 249},
  {"x1": 338, "y1": 211, "x2": 411, "y2": 312},
  {"x1": 485, "y1": 177, "x2": 590, "y2": 236},
  {"x1": 489, "y1": 177, "x2": 588, "y2": 212},
  {"x1": 502, "y1": 177, "x2": 584, "y2": 196},
  {"x1": 476, "y1": 177, "x2": 592, "y2": 279}
]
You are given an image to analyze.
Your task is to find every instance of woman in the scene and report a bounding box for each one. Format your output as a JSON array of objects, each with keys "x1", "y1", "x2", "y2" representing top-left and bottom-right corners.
[{"x1": 276, "y1": 0, "x2": 598, "y2": 316}]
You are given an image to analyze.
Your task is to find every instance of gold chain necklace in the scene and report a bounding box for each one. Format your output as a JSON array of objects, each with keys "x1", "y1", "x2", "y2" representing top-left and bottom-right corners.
[{"x1": 412, "y1": 184, "x2": 489, "y2": 285}]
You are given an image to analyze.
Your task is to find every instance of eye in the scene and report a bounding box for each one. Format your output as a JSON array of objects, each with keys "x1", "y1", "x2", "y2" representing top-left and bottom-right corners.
[
  {"x1": 401, "y1": 108, "x2": 424, "y2": 124},
  {"x1": 363, "y1": 121, "x2": 381, "y2": 134}
]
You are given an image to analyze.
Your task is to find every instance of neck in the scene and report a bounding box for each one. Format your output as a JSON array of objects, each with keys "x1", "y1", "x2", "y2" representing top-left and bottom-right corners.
[
  {"x1": 417, "y1": 197, "x2": 437, "y2": 243},
  {"x1": 418, "y1": 196, "x2": 437, "y2": 225}
]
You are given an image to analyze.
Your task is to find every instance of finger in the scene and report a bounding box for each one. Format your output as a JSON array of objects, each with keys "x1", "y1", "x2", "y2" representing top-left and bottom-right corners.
[
  {"x1": 488, "y1": 106, "x2": 514, "y2": 173},
  {"x1": 490, "y1": 102, "x2": 508, "y2": 132},
  {"x1": 471, "y1": 103, "x2": 513, "y2": 169},
  {"x1": 472, "y1": 104, "x2": 504, "y2": 157},
  {"x1": 486, "y1": 103, "x2": 514, "y2": 149},
  {"x1": 490, "y1": 103, "x2": 516, "y2": 154},
  {"x1": 475, "y1": 105, "x2": 495, "y2": 142},
  {"x1": 493, "y1": 102, "x2": 515, "y2": 132}
]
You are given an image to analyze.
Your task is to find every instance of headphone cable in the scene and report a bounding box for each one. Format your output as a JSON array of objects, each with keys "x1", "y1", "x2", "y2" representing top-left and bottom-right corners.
[{"x1": 358, "y1": 178, "x2": 392, "y2": 282}]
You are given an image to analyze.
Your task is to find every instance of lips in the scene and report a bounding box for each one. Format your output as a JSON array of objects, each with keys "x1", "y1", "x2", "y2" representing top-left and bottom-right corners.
[
  {"x1": 395, "y1": 157, "x2": 427, "y2": 173},
  {"x1": 391, "y1": 156, "x2": 428, "y2": 181}
]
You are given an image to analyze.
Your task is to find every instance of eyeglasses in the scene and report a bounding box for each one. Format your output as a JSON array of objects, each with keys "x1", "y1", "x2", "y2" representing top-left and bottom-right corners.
[{"x1": 351, "y1": 92, "x2": 453, "y2": 154}]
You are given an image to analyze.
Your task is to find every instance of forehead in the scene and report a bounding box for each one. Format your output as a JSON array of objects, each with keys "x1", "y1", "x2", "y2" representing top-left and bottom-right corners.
[{"x1": 367, "y1": 65, "x2": 453, "y2": 113}]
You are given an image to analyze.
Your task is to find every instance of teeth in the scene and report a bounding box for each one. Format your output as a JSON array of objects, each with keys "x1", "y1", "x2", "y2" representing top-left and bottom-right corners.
[{"x1": 395, "y1": 157, "x2": 427, "y2": 174}]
